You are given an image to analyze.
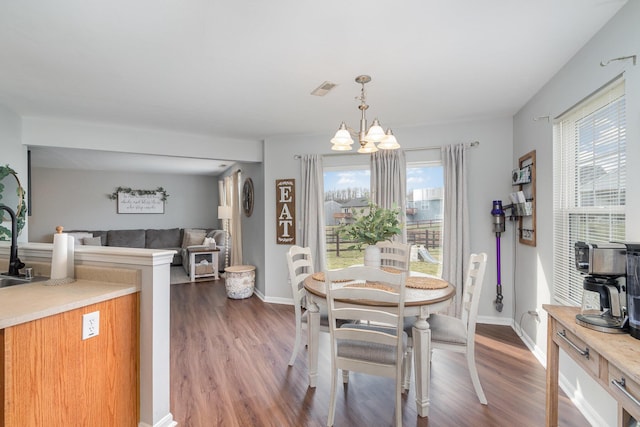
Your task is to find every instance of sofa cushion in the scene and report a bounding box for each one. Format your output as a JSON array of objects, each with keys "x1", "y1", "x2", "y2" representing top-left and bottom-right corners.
[
  {"x1": 146, "y1": 228, "x2": 181, "y2": 249},
  {"x1": 107, "y1": 229, "x2": 146, "y2": 248},
  {"x1": 66, "y1": 232, "x2": 94, "y2": 247},
  {"x1": 83, "y1": 236, "x2": 102, "y2": 246},
  {"x1": 85, "y1": 230, "x2": 108, "y2": 246}
]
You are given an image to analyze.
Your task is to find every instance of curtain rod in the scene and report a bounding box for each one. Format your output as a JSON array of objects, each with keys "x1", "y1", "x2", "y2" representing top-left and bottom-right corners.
[{"x1": 293, "y1": 140, "x2": 479, "y2": 159}]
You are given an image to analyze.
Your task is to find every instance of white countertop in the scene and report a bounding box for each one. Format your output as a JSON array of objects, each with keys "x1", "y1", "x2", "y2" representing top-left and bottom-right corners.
[{"x1": 0, "y1": 279, "x2": 140, "y2": 329}]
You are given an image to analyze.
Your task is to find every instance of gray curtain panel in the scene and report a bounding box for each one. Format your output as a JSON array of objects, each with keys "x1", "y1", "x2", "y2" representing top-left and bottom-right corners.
[
  {"x1": 441, "y1": 143, "x2": 470, "y2": 316},
  {"x1": 371, "y1": 150, "x2": 407, "y2": 243},
  {"x1": 300, "y1": 155, "x2": 327, "y2": 273}
]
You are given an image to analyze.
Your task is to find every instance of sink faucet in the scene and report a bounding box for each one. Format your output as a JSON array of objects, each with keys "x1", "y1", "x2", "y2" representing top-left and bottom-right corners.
[{"x1": 0, "y1": 204, "x2": 25, "y2": 276}]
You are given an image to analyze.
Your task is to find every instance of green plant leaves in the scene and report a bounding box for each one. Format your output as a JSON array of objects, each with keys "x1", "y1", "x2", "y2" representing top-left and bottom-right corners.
[
  {"x1": 108, "y1": 186, "x2": 170, "y2": 201},
  {"x1": 338, "y1": 201, "x2": 402, "y2": 250}
]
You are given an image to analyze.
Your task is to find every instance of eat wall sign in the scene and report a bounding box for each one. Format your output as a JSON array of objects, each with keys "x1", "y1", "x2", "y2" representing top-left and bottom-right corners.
[{"x1": 276, "y1": 179, "x2": 295, "y2": 245}]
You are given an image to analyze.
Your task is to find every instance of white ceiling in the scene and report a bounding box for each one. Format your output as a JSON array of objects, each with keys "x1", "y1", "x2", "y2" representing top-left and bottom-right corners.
[{"x1": 0, "y1": 0, "x2": 628, "y2": 173}]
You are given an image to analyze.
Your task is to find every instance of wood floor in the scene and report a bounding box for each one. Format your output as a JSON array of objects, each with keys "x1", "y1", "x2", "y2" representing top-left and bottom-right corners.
[{"x1": 170, "y1": 279, "x2": 588, "y2": 427}]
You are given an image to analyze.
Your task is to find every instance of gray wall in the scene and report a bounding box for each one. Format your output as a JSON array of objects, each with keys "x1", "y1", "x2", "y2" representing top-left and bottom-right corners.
[
  {"x1": 513, "y1": 2, "x2": 640, "y2": 425},
  {"x1": 0, "y1": 105, "x2": 28, "y2": 241},
  {"x1": 29, "y1": 167, "x2": 220, "y2": 242}
]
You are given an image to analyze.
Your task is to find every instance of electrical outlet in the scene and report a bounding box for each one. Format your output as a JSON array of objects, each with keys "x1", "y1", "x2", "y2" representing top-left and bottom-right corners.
[{"x1": 82, "y1": 311, "x2": 100, "y2": 340}]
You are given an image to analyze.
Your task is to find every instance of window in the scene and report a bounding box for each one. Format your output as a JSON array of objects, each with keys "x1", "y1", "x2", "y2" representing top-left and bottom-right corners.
[
  {"x1": 553, "y1": 78, "x2": 626, "y2": 306},
  {"x1": 406, "y1": 162, "x2": 444, "y2": 276},
  {"x1": 324, "y1": 167, "x2": 370, "y2": 269},
  {"x1": 323, "y1": 162, "x2": 444, "y2": 276}
]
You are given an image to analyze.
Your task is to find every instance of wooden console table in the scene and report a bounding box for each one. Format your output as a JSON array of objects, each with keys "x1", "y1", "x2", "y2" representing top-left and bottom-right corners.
[{"x1": 544, "y1": 305, "x2": 640, "y2": 426}]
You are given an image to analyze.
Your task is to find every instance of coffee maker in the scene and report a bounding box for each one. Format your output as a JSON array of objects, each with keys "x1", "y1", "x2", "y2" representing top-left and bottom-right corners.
[
  {"x1": 574, "y1": 242, "x2": 627, "y2": 333},
  {"x1": 623, "y1": 243, "x2": 640, "y2": 339}
]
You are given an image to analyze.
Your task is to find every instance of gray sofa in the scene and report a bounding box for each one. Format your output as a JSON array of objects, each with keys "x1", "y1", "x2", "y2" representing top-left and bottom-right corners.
[{"x1": 66, "y1": 228, "x2": 229, "y2": 271}]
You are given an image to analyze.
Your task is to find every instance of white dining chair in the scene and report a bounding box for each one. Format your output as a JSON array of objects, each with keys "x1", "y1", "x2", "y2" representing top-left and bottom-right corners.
[
  {"x1": 325, "y1": 266, "x2": 408, "y2": 427},
  {"x1": 376, "y1": 241, "x2": 411, "y2": 271},
  {"x1": 403, "y1": 252, "x2": 489, "y2": 404},
  {"x1": 376, "y1": 241, "x2": 415, "y2": 388},
  {"x1": 286, "y1": 245, "x2": 332, "y2": 366}
]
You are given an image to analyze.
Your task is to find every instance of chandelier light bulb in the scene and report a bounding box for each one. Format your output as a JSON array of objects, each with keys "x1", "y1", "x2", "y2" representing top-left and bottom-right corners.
[
  {"x1": 364, "y1": 118, "x2": 385, "y2": 143},
  {"x1": 331, "y1": 122, "x2": 355, "y2": 151},
  {"x1": 377, "y1": 128, "x2": 400, "y2": 150},
  {"x1": 357, "y1": 140, "x2": 378, "y2": 154}
]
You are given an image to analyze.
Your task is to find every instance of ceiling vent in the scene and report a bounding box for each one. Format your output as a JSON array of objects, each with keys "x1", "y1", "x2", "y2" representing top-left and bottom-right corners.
[{"x1": 311, "y1": 81, "x2": 337, "y2": 96}]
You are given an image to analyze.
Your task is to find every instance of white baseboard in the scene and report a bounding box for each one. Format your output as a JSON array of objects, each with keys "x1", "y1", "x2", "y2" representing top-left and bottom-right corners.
[
  {"x1": 477, "y1": 314, "x2": 513, "y2": 326},
  {"x1": 138, "y1": 413, "x2": 177, "y2": 427},
  {"x1": 509, "y1": 320, "x2": 611, "y2": 427},
  {"x1": 557, "y1": 373, "x2": 611, "y2": 427},
  {"x1": 253, "y1": 289, "x2": 293, "y2": 306}
]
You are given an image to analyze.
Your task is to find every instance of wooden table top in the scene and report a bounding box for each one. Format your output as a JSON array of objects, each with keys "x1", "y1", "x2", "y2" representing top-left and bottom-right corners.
[
  {"x1": 187, "y1": 246, "x2": 220, "y2": 253},
  {"x1": 304, "y1": 274, "x2": 455, "y2": 307}
]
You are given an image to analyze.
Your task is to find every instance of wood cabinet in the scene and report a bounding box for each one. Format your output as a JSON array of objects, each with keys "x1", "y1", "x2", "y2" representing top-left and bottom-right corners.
[
  {"x1": 544, "y1": 305, "x2": 640, "y2": 426},
  {"x1": 1, "y1": 293, "x2": 139, "y2": 426}
]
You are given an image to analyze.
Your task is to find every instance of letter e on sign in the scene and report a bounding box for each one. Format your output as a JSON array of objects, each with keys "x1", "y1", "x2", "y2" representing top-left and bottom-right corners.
[{"x1": 276, "y1": 179, "x2": 296, "y2": 245}]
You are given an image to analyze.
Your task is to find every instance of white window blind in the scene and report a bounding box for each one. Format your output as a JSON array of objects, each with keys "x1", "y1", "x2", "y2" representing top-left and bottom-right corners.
[{"x1": 553, "y1": 78, "x2": 626, "y2": 306}]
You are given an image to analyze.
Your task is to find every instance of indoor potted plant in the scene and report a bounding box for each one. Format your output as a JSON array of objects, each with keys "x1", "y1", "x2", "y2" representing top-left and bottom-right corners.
[{"x1": 339, "y1": 201, "x2": 403, "y2": 267}]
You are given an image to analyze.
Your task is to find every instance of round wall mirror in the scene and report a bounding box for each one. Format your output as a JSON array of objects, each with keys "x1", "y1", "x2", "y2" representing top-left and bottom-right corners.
[
  {"x1": 0, "y1": 165, "x2": 26, "y2": 240},
  {"x1": 242, "y1": 178, "x2": 254, "y2": 217}
]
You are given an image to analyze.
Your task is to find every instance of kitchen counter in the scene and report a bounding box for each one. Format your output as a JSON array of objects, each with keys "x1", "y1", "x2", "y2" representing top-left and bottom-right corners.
[
  {"x1": 0, "y1": 279, "x2": 140, "y2": 329},
  {"x1": 1, "y1": 242, "x2": 176, "y2": 427}
]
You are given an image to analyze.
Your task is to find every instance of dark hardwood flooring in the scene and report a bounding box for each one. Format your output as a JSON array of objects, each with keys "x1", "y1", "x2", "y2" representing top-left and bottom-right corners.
[{"x1": 170, "y1": 279, "x2": 588, "y2": 427}]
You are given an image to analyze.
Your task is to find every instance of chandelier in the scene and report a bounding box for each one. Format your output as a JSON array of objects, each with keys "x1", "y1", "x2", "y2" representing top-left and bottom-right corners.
[{"x1": 330, "y1": 75, "x2": 400, "y2": 153}]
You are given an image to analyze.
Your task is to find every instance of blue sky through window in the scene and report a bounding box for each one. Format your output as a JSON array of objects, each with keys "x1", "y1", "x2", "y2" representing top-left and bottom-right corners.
[{"x1": 324, "y1": 166, "x2": 443, "y2": 193}]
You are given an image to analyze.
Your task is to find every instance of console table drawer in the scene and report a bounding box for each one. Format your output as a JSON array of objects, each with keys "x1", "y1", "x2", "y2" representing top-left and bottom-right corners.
[
  {"x1": 609, "y1": 364, "x2": 640, "y2": 422},
  {"x1": 552, "y1": 324, "x2": 601, "y2": 380}
]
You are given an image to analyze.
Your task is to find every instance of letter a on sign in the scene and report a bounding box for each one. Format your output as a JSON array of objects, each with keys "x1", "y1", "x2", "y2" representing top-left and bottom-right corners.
[{"x1": 276, "y1": 179, "x2": 296, "y2": 245}]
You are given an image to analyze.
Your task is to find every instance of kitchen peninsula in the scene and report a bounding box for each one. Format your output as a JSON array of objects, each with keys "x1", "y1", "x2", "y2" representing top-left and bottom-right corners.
[{"x1": 0, "y1": 242, "x2": 177, "y2": 427}]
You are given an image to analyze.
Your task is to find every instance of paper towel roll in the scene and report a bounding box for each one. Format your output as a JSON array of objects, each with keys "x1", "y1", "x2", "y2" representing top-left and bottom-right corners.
[
  {"x1": 51, "y1": 231, "x2": 69, "y2": 280},
  {"x1": 66, "y1": 235, "x2": 75, "y2": 279}
]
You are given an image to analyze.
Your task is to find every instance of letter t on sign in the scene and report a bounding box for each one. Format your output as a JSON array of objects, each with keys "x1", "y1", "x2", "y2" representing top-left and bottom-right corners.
[{"x1": 276, "y1": 179, "x2": 296, "y2": 245}]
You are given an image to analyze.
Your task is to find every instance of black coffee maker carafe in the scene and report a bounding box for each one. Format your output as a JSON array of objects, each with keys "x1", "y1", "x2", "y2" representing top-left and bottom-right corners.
[{"x1": 623, "y1": 243, "x2": 640, "y2": 340}]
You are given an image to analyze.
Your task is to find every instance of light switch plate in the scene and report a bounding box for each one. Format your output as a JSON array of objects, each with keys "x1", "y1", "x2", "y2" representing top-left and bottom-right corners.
[{"x1": 82, "y1": 311, "x2": 100, "y2": 340}]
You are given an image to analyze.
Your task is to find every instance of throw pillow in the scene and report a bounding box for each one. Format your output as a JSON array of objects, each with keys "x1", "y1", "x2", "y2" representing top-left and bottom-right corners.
[
  {"x1": 181, "y1": 229, "x2": 206, "y2": 248},
  {"x1": 83, "y1": 236, "x2": 102, "y2": 246},
  {"x1": 66, "y1": 232, "x2": 94, "y2": 247}
]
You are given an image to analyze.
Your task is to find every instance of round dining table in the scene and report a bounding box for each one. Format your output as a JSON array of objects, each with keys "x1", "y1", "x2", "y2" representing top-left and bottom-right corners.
[{"x1": 303, "y1": 272, "x2": 456, "y2": 418}]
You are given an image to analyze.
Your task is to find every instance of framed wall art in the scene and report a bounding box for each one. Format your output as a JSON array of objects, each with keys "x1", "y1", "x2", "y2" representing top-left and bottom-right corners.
[
  {"x1": 109, "y1": 187, "x2": 168, "y2": 214},
  {"x1": 276, "y1": 179, "x2": 295, "y2": 245}
]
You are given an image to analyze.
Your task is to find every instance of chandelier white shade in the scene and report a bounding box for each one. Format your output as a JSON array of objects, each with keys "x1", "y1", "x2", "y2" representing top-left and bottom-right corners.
[{"x1": 330, "y1": 75, "x2": 400, "y2": 153}]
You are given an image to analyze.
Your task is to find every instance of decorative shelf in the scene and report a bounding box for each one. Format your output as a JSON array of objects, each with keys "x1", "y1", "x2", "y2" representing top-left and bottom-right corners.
[{"x1": 517, "y1": 150, "x2": 536, "y2": 246}]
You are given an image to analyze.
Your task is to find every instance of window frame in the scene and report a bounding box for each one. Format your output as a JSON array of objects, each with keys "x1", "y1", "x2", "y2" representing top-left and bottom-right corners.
[{"x1": 552, "y1": 78, "x2": 626, "y2": 307}]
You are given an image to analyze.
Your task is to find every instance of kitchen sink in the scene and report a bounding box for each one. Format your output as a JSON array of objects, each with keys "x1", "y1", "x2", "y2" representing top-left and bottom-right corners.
[{"x1": 0, "y1": 274, "x2": 49, "y2": 288}]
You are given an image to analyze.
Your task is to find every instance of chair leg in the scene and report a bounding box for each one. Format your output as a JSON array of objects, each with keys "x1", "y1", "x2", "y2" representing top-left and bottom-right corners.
[
  {"x1": 395, "y1": 372, "x2": 403, "y2": 427},
  {"x1": 342, "y1": 369, "x2": 349, "y2": 384},
  {"x1": 402, "y1": 346, "x2": 413, "y2": 392},
  {"x1": 327, "y1": 368, "x2": 338, "y2": 426},
  {"x1": 288, "y1": 311, "x2": 303, "y2": 366},
  {"x1": 466, "y1": 348, "x2": 487, "y2": 405}
]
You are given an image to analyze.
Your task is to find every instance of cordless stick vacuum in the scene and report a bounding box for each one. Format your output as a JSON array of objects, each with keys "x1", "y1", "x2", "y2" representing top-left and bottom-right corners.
[{"x1": 491, "y1": 201, "x2": 505, "y2": 312}]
